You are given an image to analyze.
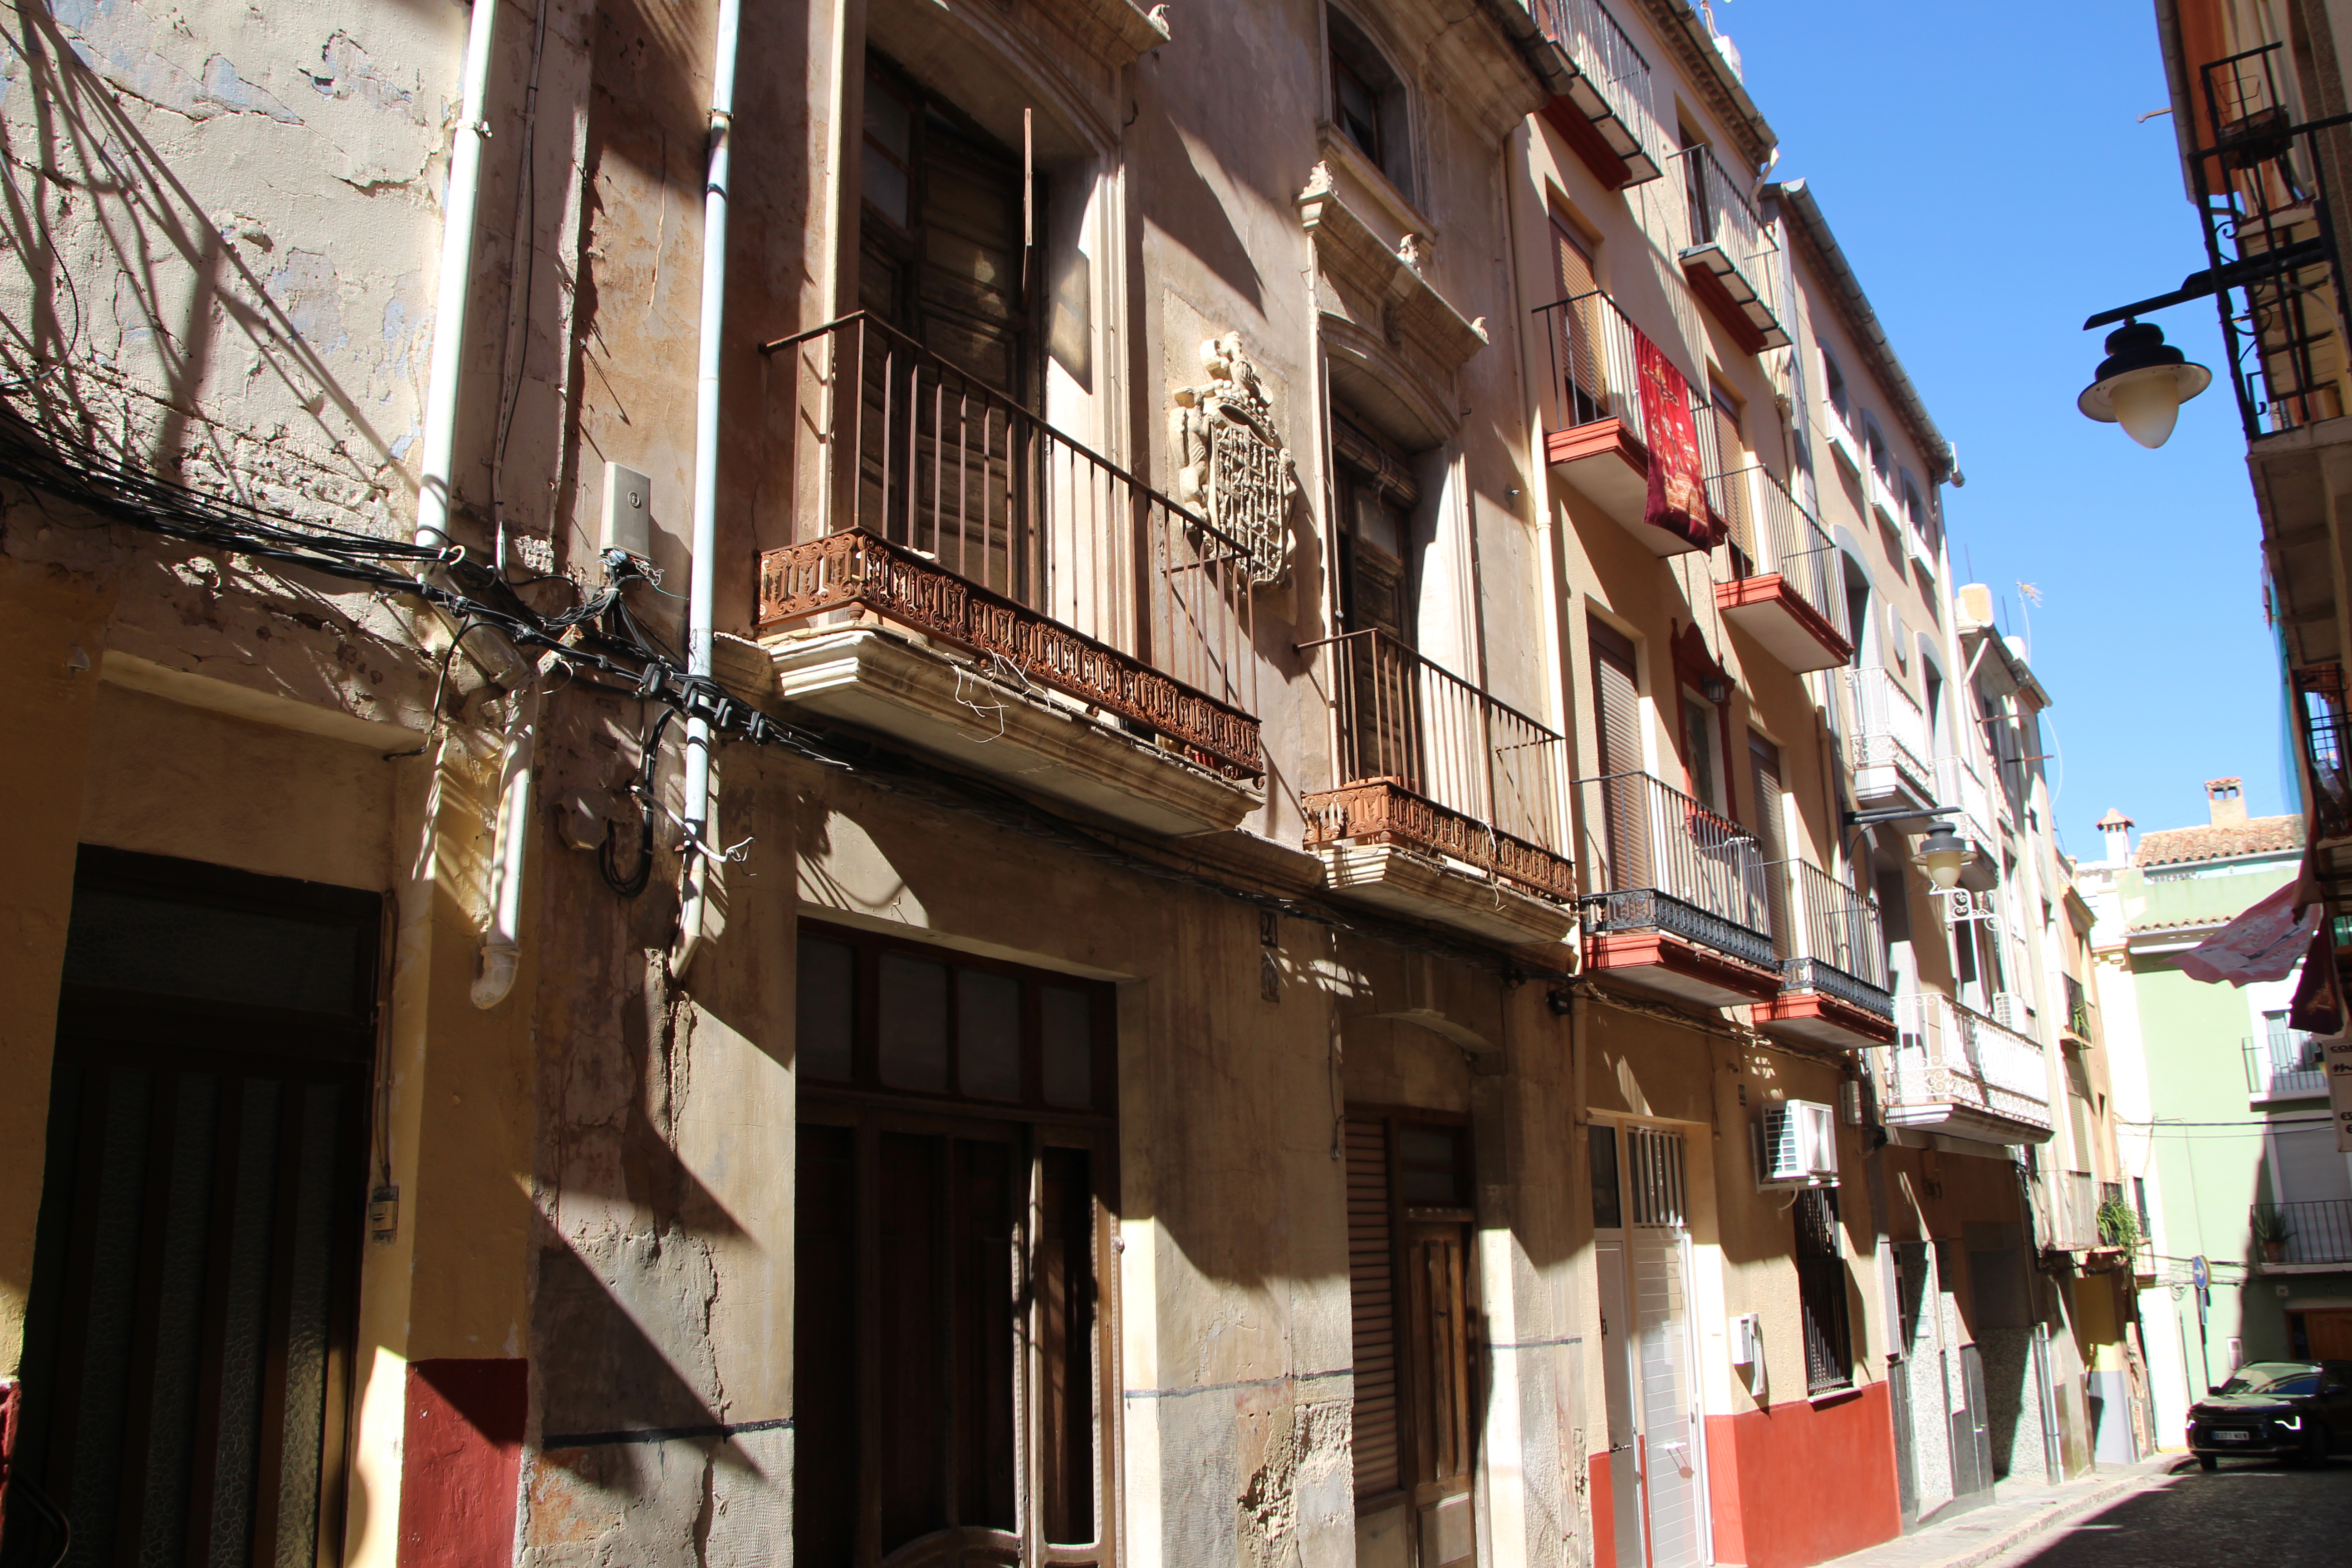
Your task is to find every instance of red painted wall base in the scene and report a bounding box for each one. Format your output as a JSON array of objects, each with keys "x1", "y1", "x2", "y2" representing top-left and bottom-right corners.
[
  {"x1": 1588, "y1": 1451, "x2": 1617, "y2": 1567},
  {"x1": 400, "y1": 1358, "x2": 528, "y2": 1568},
  {"x1": 1706, "y1": 1383, "x2": 1901, "y2": 1568}
]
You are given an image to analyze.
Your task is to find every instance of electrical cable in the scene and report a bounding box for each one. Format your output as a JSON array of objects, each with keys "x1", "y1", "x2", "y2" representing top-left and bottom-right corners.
[{"x1": 0, "y1": 391, "x2": 1567, "y2": 981}]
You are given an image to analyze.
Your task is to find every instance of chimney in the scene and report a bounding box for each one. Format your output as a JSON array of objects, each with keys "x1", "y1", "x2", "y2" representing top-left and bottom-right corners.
[
  {"x1": 2205, "y1": 777, "x2": 2247, "y2": 828},
  {"x1": 2097, "y1": 808, "x2": 2134, "y2": 863},
  {"x1": 1957, "y1": 584, "x2": 1994, "y2": 629}
]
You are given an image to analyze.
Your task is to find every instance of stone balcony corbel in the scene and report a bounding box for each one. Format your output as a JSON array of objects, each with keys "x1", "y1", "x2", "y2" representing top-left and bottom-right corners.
[
  {"x1": 1030, "y1": 0, "x2": 1170, "y2": 65},
  {"x1": 1297, "y1": 162, "x2": 1489, "y2": 440}
]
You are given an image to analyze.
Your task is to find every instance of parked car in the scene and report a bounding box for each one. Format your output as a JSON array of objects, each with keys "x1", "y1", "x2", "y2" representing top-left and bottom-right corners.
[{"x1": 2187, "y1": 1360, "x2": 2352, "y2": 1469}]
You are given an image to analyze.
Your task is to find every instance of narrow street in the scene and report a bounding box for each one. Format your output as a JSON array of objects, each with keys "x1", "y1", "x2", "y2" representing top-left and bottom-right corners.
[{"x1": 1987, "y1": 1458, "x2": 2352, "y2": 1567}]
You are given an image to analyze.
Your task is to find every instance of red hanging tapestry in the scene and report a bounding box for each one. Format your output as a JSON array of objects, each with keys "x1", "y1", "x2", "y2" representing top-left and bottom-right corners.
[{"x1": 1636, "y1": 334, "x2": 1715, "y2": 550}]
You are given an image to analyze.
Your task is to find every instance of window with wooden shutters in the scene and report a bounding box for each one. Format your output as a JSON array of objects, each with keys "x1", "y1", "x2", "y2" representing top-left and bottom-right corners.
[
  {"x1": 1708, "y1": 380, "x2": 1754, "y2": 566},
  {"x1": 1346, "y1": 1119, "x2": 1401, "y2": 1500},
  {"x1": 1748, "y1": 732, "x2": 1790, "y2": 958},
  {"x1": 858, "y1": 54, "x2": 1036, "y2": 402},
  {"x1": 1550, "y1": 217, "x2": 1607, "y2": 424},
  {"x1": 1333, "y1": 412, "x2": 1422, "y2": 791},
  {"x1": 795, "y1": 922, "x2": 1117, "y2": 1567},
  {"x1": 1346, "y1": 1110, "x2": 1476, "y2": 1567},
  {"x1": 1588, "y1": 618, "x2": 1649, "y2": 889}
]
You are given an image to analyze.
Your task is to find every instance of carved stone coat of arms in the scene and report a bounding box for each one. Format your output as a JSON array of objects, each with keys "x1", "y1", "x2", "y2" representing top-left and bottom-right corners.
[{"x1": 1170, "y1": 333, "x2": 1296, "y2": 587}]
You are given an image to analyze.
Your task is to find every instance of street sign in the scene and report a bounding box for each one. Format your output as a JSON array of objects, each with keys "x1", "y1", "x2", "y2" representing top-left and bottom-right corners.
[{"x1": 2190, "y1": 1254, "x2": 2209, "y2": 1291}]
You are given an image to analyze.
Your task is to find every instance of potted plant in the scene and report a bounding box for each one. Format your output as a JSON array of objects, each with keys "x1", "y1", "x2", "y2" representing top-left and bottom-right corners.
[
  {"x1": 2096, "y1": 1195, "x2": 2140, "y2": 1252},
  {"x1": 2251, "y1": 1207, "x2": 2294, "y2": 1264}
]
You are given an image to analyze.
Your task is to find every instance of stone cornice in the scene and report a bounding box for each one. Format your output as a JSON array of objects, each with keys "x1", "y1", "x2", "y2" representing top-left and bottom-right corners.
[
  {"x1": 1296, "y1": 165, "x2": 1490, "y2": 377},
  {"x1": 1629, "y1": 0, "x2": 1774, "y2": 168}
]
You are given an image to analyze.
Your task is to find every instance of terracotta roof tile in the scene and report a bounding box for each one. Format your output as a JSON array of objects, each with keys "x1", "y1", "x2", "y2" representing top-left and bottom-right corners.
[{"x1": 2132, "y1": 815, "x2": 2303, "y2": 868}]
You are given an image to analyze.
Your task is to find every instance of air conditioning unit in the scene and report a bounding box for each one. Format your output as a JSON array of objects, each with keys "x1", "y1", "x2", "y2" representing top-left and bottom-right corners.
[{"x1": 1757, "y1": 1100, "x2": 1840, "y2": 1189}]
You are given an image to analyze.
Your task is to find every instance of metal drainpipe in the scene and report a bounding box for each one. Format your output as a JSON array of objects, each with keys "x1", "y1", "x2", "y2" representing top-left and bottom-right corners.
[
  {"x1": 671, "y1": 0, "x2": 745, "y2": 980},
  {"x1": 414, "y1": 0, "x2": 498, "y2": 551},
  {"x1": 471, "y1": 678, "x2": 541, "y2": 1008},
  {"x1": 407, "y1": 1, "x2": 540, "y2": 1007}
]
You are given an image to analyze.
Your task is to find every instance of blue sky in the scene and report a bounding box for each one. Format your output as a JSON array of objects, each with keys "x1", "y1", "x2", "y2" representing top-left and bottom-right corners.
[{"x1": 1725, "y1": 1, "x2": 2289, "y2": 853}]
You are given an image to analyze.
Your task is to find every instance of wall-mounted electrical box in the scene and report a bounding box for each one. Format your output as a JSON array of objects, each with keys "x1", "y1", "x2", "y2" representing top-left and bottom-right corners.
[
  {"x1": 1729, "y1": 1313, "x2": 1762, "y2": 1368},
  {"x1": 1756, "y1": 1100, "x2": 1840, "y2": 1189},
  {"x1": 601, "y1": 462, "x2": 652, "y2": 562}
]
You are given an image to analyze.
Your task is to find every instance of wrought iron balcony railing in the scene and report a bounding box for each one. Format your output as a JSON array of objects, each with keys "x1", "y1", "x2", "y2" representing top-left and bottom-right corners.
[
  {"x1": 755, "y1": 312, "x2": 1263, "y2": 776},
  {"x1": 1574, "y1": 771, "x2": 1774, "y2": 970},
  {"x1": 1785, "y1": 861, "x2": 1891, "y2": 1018},
  {"x1": 2252, "y1": 1198, "x2": 2352, "y2": 1264},
  {"x1": 1534, "y1": 286, "x2": 1659, "y2": 449},
  {"x1": 2190, "y1": 44, "x2": 2346, "y2": 437},
  {"x1": 2244, "y1": 1031, "x2": 2326, "y2": 1099},
  {"x1": 1300, "y1": 629, "x2": 1574, "y2": 900},
  {"x1": 1529, "y1": 0, "x2": 1664, "y2": 184},
  {"x1": 1880, "y1": 992, "x2": 2053, "y2": 1135},
  {"x1": 1845, "y1": 667, "x2": 1934, "y2": 800},
  {"x1": 1712, "y1": 463, "x2": 1848, "y2": 640},
  {"x1": 1673, "y1": 141, "x2": 1786, "y2": 345},
  {"x1": 2295, "y1": 666, "x2": 2352, "y2": 840}
]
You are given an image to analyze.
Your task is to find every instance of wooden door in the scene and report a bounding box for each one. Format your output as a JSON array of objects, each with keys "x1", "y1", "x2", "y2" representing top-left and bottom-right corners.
[
  {"x1": 1404, "y1": 1224, "x2": 1475, "y2": 1568},
  {"x1": 793, "y1": 925, "x2": 1118, "y2": 1568},
  {"x1": 2305, "y1": 1311, "x2": 2352, "y2": 1360},
  {"x1": 13, "y1": 848, "x2": 378, "y2": 1568},
  {"x1": 1346, "y1": 1112, "x2": 1475, "y2": 1568}
]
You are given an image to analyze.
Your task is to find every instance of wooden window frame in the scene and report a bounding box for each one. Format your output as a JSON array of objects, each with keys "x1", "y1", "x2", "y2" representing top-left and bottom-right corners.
[{"x1": 796, "y1": 921, "x2": 1121, "y2": 1567}]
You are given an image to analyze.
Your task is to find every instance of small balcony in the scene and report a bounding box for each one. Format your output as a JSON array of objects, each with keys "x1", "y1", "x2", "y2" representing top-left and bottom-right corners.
[
  {"x1": 2195, "y1": 45, "x2": 2347, "y2": 439},
  {"x1": 2250, "y1": 1199, "x2": 2352, "y2": 1268},
  {"x1": 1755, "y1": 862, "x2": 1896, "y2": 1048},
  {"x1": 1673, "y1": 143, "x2": 1789, "y2": 353},
  {"x1": 1877, "y1": 993, "x2": 2053, "y2": 1145},
  {"x1": 1533, "y1": 289, "x2": 1720, "y2": 557},
  {"x1": 2060, "y1": 972, "x2": 2094, "y2": 1046},
  {"x1": 1573, "y1": 771, "x2": 1783, "y2": 1006},
  {"x1": 2296, "y1": 668, "x2": 2352, "y2": 842},
  {"x1": 1710, "y1": 465, "x2": 1853, "y2": 674},
  {"x1": 1529, "y1": 0, "x2": 1663, "y2": 189},
  {"x1": 1301, "y1": 630, "x2": 1576, "y2": 946},
  {"x1": 1843, "y1": 667, "x2": 1936, "y2": 817},
  {"x1": 2244, "y1": 1031, "x2": 2327, "y2": 1103},
  {"x1": 1931, "y1": 755, "x2": 2000, "y2": 892},
  {"x1": 754, "y1": 314, "x2": 1264, "y2": 838},
  {"x1": 2046, "y1": 1171, "x2": 2100, "y2": 1254}
]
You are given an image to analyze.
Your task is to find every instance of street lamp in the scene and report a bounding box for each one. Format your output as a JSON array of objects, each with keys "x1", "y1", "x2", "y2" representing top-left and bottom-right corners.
[
  {"x1": 2077, "y1": 318, "x2": 2212, "y2": 449},
  {"x1": 1911, "y1": 822, "x2": 1976, "y2": 891}
]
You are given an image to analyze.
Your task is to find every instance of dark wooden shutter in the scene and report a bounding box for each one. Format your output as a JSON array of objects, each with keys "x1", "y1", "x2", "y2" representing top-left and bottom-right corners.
[
  {"x1": 1588, "y1": 619, "x2": 1649, "y2": 889},
  {"x1": 1550, "y1": 219, "x2": 1605, "y2": 421},
  {"x1": 1748, "y1": 731, "x2": 1790, "y2": 956},
  {"x1": 1347, "y1": 1118, "x2": 1401, "y2": 1500}
]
